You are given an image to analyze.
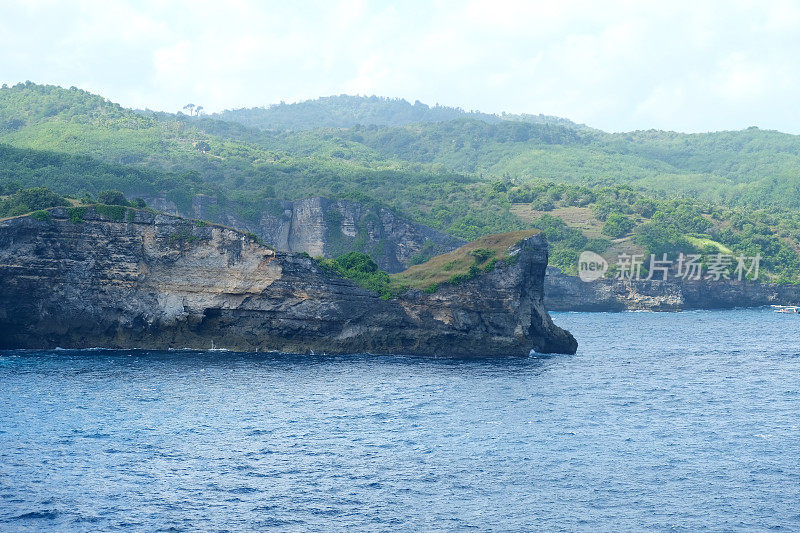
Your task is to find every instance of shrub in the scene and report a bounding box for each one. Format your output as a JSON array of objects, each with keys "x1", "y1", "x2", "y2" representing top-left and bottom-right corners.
[
  {"x1": 30, "y1": 209, "x2": 51, "y2": 221},
  {"x1": 321, "y1": 252, "x2": 394, "y2": 298},
  {"x1": 96, "y1": 190, "x2": 129, "y2": 206},
  {"x1": 168, "y1": 230, "x2": 201, "y2": 245},
  {"x1": 602, "y1": 212, "x2": 636, "y2": 238},
  {"x1": 634, "y1": 222, "x2": 695, "y2": 256},
  {"x1": 423, "y1": 283, "x2": 439, "y2": 294},
  {"x1": 66, "y1": 206, "x2": 87, "y2": 223},
  {"x1": 448, "y1": 264, "x2": 482, "y2": 285},
  {"x1": 0, "y1": 180, "x2": 21, "y2": 195},
  {"x1": 409, "y1": 240, "x2": 437, "y2": 266},
  {"x1": 94, "y1": 204, "x2": 127, "y2": 221},
  {"x1": 531, "y1": 197, "x2": 555, "y2": 211},
  {"x1": 409, "y1": 251, "x2": 429, "y2": 266},
  {"x1": 0, "y1": 187, "x2": 68, "y2": 217},
  {"x1": 470, "y1": 248, "x2": 494, "y2": 263}
]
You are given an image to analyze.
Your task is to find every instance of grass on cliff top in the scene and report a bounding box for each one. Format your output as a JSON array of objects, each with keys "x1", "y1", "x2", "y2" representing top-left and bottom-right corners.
[
  {"x1": 685, "y1": 235, "x2": 733, "y2": 254},
  {"x1": 389, "y1": 229, "x2": 540, "y2": 292}
]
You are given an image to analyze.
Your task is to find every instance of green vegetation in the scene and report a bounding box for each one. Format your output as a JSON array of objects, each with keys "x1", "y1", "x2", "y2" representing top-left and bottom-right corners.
[
  {"x1": 528, "y1": 214, "x2": 608, "y2": 275},
  {"x1": 389, "y1": 230, "x2": 539, "y2": 292},
  {"x1": 167, "y1": 229, "x2": 203, "y2": 246},
  {"x1": 685, "y1": 236, "x2": 733, "y2": 255},
  {"x1": 409, "y1": 240, "x2": 440, "y2": 266},
  {"x1": 213, "y1": 94, "x2": 581, "y2": 131},
  {"x1": 30, "y1": 209, "x2": 51, "y2": 221},
  {"x1": 66, "y1": 206, "x2": 87, "y2": 223},
  {"x1": 93, "y1": 204, "x2": 128, "y2": 221},
  {"x1": 602, "y1": 212, "x2": 636, "y2": 238},
  {"x1": 319, "y1": 252, "x2": 394, "y2": 299},
  {"x1": 322, "y1": 231, "x2": 538, "y2": 298},
  {"x1": 2, "y1": 83, "x2": 800, "y2": 282},
  {"x1": 0, "y1": 186, "x2": 68, "y2": 217},
  {"x1": 96, "y1": 190, "x2": 128, "y2": 205},
  {"x1": 510, "y1": 181, "x2": 800, "y2": 281}
]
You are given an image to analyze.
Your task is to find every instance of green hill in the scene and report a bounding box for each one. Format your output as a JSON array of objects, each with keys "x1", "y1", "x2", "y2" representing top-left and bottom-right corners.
[
  {"x1": 213, "y1": 94, "x2": 583, "y2": 131},
  {"x1": 5, "y1": 83, "x2": 800, "y2": 211},
  {"x1": 2, "y1": 82, "x2": 800, "y2": 282}
]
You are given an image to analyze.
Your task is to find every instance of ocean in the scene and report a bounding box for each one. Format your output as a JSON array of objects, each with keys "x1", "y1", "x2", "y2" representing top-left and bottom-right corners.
[{"x1": 1, "y1": 308, "x2": 799, "y2": 531}]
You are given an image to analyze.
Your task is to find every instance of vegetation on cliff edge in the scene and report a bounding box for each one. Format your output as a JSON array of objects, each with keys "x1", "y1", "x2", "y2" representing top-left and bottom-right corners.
[{"x1": 389, "y1": 230, "x2": 540, "y2": 292}]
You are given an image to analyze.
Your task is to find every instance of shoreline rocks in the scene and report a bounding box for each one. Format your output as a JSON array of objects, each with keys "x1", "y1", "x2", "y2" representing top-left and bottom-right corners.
[
  {"x1": 0, "y1": 208, "x2": 576, "y2": 356},
  {"x1": 544, "y1": 266, "x2": 800, "y2": 311}
]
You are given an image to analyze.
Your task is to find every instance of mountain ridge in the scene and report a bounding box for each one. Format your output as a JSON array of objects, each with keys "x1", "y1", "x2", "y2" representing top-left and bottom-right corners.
[{"x1": 212, "y1": 94, "x2": 587, "y2": 131}]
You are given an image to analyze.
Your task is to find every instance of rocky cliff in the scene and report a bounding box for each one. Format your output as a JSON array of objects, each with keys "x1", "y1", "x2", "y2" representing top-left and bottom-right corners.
[
  {"x1": 143, "y1": 194, "x2": 464, "y2": 273},
  {"x1": 544, "y1": 266, "x2": 800, "y2": 311},
  {"x1": 0, "y1": 207, "x2": 576, "y2": 356}
]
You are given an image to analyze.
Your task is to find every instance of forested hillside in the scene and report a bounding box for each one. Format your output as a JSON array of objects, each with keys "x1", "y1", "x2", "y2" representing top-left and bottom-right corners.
[
  {"x1": 213, "y1": 94, "x2": 583, "y2": 131},
  {"x1": 2, "y1": 82, "x2": 800, "y2": 282}
]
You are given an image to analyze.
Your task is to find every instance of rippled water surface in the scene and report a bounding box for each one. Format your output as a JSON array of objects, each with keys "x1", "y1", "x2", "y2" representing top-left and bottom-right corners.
[{"x1": 1, "y1": 309, "x2": 800, "y2": 531}]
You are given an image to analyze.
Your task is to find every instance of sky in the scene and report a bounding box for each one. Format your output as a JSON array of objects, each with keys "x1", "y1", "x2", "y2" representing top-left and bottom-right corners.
[{"x1": 3, "y1": 0, "x2": 800, "y2": 133}]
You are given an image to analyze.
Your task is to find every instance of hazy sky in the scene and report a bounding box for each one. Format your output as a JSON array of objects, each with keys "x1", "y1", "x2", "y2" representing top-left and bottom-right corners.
[{"x1": 3, "y1": 0, "x2": 800, "y2": 133}]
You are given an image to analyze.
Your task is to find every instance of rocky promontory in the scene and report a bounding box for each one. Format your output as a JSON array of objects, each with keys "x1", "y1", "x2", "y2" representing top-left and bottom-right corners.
[{"x1": 0, "y1": 207, "x2": 576, "y2": 356}]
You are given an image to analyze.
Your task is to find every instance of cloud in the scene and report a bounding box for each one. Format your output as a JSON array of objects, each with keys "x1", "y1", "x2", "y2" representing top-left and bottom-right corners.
[{"x1": 2, "y1": 0, "x2": 800, "y2": 132}]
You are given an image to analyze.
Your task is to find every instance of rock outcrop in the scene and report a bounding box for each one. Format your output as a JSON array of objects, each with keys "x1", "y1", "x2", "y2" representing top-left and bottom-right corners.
[
  {"x1": 143, "y1": 194, "x2": 464, "y2": 273},
  {"x1": 0, "y1": 208, "x2": 576, "y2": 356},
  {"x1": 544, "y1": 266, "x2": 800, "y2": 311}
]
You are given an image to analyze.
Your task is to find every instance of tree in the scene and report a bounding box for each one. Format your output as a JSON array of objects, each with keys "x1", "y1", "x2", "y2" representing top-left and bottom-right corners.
[
  {"x1": 602, "y1": 212, "x2": 636, "y2": 238},
  {"x1": 195, "y1": 105, "x2": 204, "y2": 116},
  {"x1": 0, "y1": 187, "x2": 69, "y2": 217},
  {"x1": 96, "y1": 189, "x2": 129, "y2": 206},
  {"x1": 183, "y1": 103, "x2": 195, "y2": 116}
]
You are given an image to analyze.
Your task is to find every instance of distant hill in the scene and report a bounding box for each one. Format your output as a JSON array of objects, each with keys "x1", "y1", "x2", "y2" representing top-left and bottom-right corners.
[
  {"x1": 4, "y1": 82, "x2": 800, "y2": 283},
  {"x1": 213, "y1": 94, "x2": 585, "y2": 131},
  {"x1": 5, "y1": 82, "x2": 800, "y2": 213}
]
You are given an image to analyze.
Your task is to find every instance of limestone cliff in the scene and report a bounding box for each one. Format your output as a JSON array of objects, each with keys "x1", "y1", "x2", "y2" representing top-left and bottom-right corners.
[
  {"x1": 143, "y1": 194, "x2": 464, "y2": 273},
  {"x1": 0, "y1": 207, "x2": 576, "y2": 356},
  {"x1": 544, "y1": 266, "x2": 800, "y2": 311}
]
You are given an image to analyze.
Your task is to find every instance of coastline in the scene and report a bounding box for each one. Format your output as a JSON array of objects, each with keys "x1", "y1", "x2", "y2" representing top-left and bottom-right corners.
[
  {"x1": 0, "y1": 207, "x2": 576, "y2": 356},
  {"x1": 544, "y1": 267, "x2": 800, "y2": 312}
]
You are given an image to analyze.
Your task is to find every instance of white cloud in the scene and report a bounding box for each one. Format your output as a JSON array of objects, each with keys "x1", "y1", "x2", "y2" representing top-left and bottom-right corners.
[{"x1": 2, "y1": 0, "x2": 800, "y2": 132}]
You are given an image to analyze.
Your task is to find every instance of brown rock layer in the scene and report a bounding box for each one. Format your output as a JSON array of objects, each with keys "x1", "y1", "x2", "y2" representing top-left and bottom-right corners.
[{"x1": 0, "y1": 208, "x2": 576, "y2": 356}]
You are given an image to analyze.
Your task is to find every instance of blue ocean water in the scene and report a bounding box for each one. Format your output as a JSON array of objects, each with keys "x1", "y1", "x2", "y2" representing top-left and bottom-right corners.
[{"x1": 1, "y1": 309, "x2": 799, "y2": 531}]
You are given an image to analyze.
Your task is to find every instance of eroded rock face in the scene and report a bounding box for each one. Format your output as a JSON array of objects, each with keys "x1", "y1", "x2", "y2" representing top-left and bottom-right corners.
[
  {"x1": 544, "y1": 266, "x2": 800, "y2": 311},
  {"x1": 0, "y1": 208, "x2": 576, "y2": 356},
  {"x1": 143, "y1": 194, "x2": 464, "y2": 273}
]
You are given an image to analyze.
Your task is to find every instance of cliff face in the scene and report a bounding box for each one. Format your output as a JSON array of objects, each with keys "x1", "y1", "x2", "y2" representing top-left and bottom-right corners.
[
  {"x1": 143, "y1": 195, "x2": 464, "y2": 273},
  {"x1": 0, "y1": 208, "x2": 576, "y2": 356},
  {"x1": 544, "y1": 266, "x2": 800, "y2": 311}
]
